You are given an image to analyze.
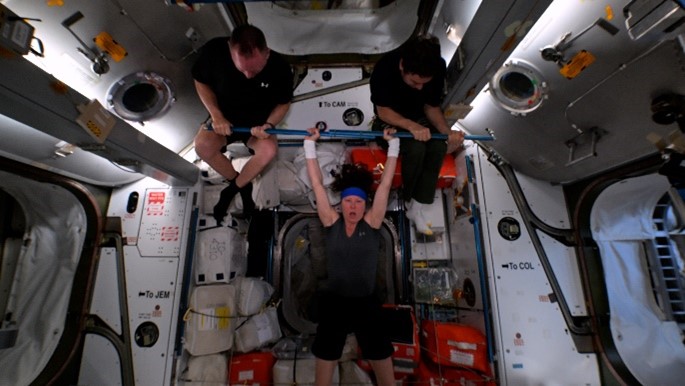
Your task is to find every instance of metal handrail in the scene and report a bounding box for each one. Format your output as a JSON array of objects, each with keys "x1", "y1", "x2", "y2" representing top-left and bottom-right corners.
[{"x1": 206, "y1": 123, "x2": 495, "y2": 141}]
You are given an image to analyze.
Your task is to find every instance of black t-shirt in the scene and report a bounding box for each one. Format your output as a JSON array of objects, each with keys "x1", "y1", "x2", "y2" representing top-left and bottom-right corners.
[
  {"x1": 192, "y1": 37, "x2": 293, "y2": 127},
  {"x1": 369, "y1": 50, "x2": 445, "y2": 122}
]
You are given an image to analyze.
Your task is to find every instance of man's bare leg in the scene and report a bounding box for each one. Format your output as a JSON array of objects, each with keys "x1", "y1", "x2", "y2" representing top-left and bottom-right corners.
[
  {"x1": 234, "y1": 134, "x2": 278, "y2": 187},
  {"x1": 194, "y1": 126, "x2": 238, "y2": 181},
  {"x1": 195, "y1": 129, "x2": 277, "y2": 223}
]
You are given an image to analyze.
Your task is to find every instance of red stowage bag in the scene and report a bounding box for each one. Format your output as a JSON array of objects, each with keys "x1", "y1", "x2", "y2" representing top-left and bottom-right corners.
[
  {"x1": 420, "y1": 320, "x2": 489, "y2": 375},
  {"x1": 436, "y1": 154, "x2": 457, "y2": 189},
  {"x1": 413, "y1": 360, "x2": 496, "y2": 386},
  {"x1": 358, "y1": 304, "x2": 420, "y2": 377},
  {"x1": 227, "y1": 351, "x2": 275, "y2": 386},
  {"x1": 350, "y1": 147, "x2": 403, "y2": 190},
  {"x1": 350, "y1": 148, "x2": 457, "y2": 190}
]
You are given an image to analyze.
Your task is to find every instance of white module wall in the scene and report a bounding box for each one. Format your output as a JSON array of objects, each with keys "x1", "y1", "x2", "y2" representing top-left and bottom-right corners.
[
  {"x1": 282, "y1": 67, "x2": 374, "y2": 135},
  {"x1": 410, "y1": 190, "x2": 450, "y2": 261},
  {"x1": 470, "y1": 146, "x2": 599, "y2": 385},
  {"x1": 87, "y1": 177, "x2": 202, "y2": 386},
  {"x1": 441, "y1": 149, "x2": 491, "y2": 343}
]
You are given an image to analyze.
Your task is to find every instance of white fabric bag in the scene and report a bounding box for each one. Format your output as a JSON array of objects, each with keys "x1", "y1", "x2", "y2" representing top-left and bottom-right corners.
[
  {"x1": 234, "y1": 306, "x2": 282, "y2": 353},
  {"x1": 184, "y1": 284, "x2": 237, "y2": 355},
  {"x1": 234, "y1": 276, "x2": 275, "y2": 316},
  {"x1": 184, "y1": 353, "x2": 227, "y2": 386},
  {"x1": 196, "y1": 227, "x2": 246, "y2": 284}
]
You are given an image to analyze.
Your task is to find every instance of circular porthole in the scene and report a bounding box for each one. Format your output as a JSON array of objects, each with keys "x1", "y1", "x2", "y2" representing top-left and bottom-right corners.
[
  {"x1": 489, "y1": 59, "x2": 548, "y2": 116},
  {"x1": 107, "y1": 72, "x2": 175, "y2": 122}
]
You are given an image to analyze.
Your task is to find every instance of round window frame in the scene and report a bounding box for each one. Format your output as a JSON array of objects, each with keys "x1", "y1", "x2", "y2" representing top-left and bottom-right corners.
[
  {"x1": 489, "y1": 59, "x2": 548, "y2": 116},
  {"x1": 106, "y1": 72, "x2": 175, "y2": 123}
]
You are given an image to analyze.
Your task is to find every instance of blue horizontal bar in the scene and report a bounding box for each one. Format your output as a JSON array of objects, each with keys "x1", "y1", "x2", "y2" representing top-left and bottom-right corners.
[{"x1": 205, "y1": 123, "x2": 493, "y2": 141}]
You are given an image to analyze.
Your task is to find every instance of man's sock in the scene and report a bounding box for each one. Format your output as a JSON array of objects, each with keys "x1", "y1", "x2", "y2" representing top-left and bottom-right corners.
[
  {"x1": 405, "y1": 199, "x2": 418, "y2": 223},
  {"x1": 416, "y1": 202, "x2": 434, "y2": 236},
  {"x1": 213, "y1": 181, "x2": 239, "y2": 225},
  {"x1": 406, "y1": 199, "x2": 433, "y2": 235},
  {"x1": 239, "y1": 182, "x2": 255, "y2": 217}
]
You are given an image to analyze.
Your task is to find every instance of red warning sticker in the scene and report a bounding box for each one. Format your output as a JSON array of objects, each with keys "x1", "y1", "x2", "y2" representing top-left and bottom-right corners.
[
  {"x1": 161, "y1": 226, "x2": 179, "y2": 242},
  {"x1": 146, "y1": 191, "x2": 166, "y2": 216}
]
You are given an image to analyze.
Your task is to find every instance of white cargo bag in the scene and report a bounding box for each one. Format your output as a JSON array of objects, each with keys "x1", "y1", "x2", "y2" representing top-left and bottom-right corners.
[
  {"x1": 293, "y1": 142, "x2": 346, "y2": 207},
  {"x1": 234, "y1": 276, "x2": 275, "y2": 316},
  {"x1": 184, "y1": 284, "x2": 236, "y2": 355},
  {"x1": 234, "y1": 306, "x2": 282, "y2": 353},
  {"x1": 202, "y1": 183, "x2": 226, "y2": 215},
  {"x1": 277, "y1": 160, "x2": 310, "y2": 206},
  {"x1": 184, "y1": 353, "x2": 226, "y2": 386},
  {"x1": 196, "y1": 227, "x2": 246, "y2": 284}
]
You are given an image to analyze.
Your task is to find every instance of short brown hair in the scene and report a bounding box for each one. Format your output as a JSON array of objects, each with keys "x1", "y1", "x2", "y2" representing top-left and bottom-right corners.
[{"x1": 229, "y1": 24, "x2": 267, "y2": 55}]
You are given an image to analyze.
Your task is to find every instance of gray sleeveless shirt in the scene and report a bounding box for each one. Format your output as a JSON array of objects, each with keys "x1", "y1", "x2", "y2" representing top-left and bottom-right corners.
[{"x1": 323, "y1": 218, "x2": 381, "y2": 297}]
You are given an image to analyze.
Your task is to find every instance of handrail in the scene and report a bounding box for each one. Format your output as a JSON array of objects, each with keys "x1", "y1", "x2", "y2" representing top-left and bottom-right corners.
[{"x1": 205, "y1": 123, "x2": 494, "y2": 141}]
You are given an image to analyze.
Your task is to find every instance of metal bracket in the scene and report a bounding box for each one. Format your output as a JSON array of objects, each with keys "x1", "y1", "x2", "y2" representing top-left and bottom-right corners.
[{"x1": 565, "y1": 126, "x2": 607, "y2": 166}]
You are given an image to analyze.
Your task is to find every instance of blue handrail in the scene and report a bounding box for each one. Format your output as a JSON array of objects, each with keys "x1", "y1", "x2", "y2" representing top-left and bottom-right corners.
[{"x1": 205, "y1": 123, "x2": 494, "y2": 141}]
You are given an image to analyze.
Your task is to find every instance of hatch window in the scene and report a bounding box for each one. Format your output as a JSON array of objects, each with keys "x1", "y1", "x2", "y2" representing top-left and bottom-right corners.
[
  {"x1": 489, "y1": 59, "x2": 548, "y2": 116},
  {"x1": 106, "y1": 72, "x2": 175, "y2": 123}
]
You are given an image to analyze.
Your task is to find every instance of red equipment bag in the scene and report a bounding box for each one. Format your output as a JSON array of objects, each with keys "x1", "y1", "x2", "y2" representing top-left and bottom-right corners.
[
  {"x1": 227, "y1": 351, "x2": 275, "y2": 386},
  {"x1": 349, "y1": 148, "x2": 457, "y2": 190},
  {"x1": 421, "y1": 320, "x2": 489, "y2": 375}
]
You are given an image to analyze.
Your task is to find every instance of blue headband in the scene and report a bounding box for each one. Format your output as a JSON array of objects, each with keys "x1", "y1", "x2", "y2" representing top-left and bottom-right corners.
[{"x1": 341, "y1": 187, "x2": 367, "y2": 201}]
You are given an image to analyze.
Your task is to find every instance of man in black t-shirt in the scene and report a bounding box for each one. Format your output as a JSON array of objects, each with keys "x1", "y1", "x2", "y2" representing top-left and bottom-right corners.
[
  {"x1": 192, "y1": 25, "x2": 293, "y2": 224},
  {"x1": 370, "y1": 35, "x2": 464, "y2": 235}
]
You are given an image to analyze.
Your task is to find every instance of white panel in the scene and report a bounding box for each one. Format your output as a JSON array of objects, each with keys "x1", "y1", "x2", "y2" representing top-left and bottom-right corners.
[
  {"x1": 108, "y1": 177, "x2": 165, "y2": 245},
  {"x1": 537, "y1": 232, "x2": 586, "y2": 316},
  {"x1": 282, "y1": 85, "x2": 374, "y2": 133},
  {"x1": 410, "y1": 190, "x2": 450, "y2": 261},
  {"x1": 78, "y1": 334, "x2": 122, "y2": 386},
  {"x1": 108, "y1": 177, "x2": 201, "y2": 386},
  {"x1": 449, "y1": 214, "x2": 486, "y2": 311},
  {"x1": 124, "y1": 246, "x2": 179, "y2": 386},
  {"x1": 91, "y1": 247, "x2": 122, "y2": 334},
  {"x1": 472, "y1": 146, "x2": 600, "y2": 385},
  {"x1": 137, "y1": 188, "x2": 188, "y2": 257},
  {"x1": 294, "y1": 68, "x2": 363, "y2": 95},
  {"x1": 246, "y1": 1, "x2": 418, "y2": 55}
]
